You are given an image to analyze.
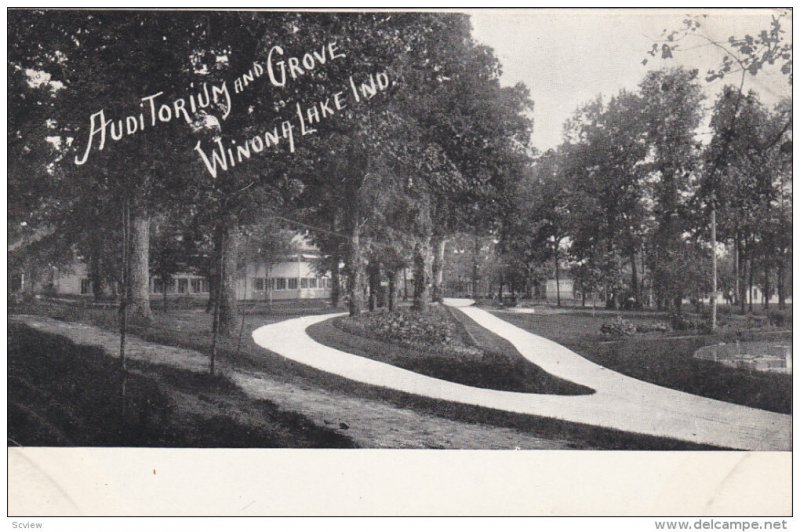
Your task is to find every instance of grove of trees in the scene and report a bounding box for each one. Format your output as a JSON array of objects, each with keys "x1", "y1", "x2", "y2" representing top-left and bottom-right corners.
[
  {"x1": 9, "y1": 9, "x2": 791, "y2": 373},
  {"x1": 8, "y1": 10, "x2": 533, "y2": 370},
  {"x1": 500, "y1": 13, "x2": 791, "y2": 321}
]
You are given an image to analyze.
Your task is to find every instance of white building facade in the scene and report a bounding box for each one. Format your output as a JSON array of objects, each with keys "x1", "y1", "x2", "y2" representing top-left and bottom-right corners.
[
  {"x1": 36, "y1": 232, "x2": 332, "y2": 302},
  {"x1": 236, "y1": 254, "x2": 331, "y2": 301}
]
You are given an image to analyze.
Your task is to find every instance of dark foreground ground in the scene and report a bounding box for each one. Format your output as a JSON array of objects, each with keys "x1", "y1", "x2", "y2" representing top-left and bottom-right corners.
[{"x1": 8, "y1": 322, "x2": 355, "y2": 448}]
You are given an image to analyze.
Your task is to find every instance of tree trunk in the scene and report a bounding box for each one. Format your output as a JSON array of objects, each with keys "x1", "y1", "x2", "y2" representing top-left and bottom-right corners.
[
  {"x1": 733, "y1": 236, "x2": 740, "y2": 306},
  {"x1": 472, "y1": 235, "x2": 480, "y2": 297},
  {"x1": 739, "y1": 240, "x2": 747, "y2": 315},
  {"x1": 22, "y1": 267, "x2": 36, "y2": 297},
  {"x1": 777, "y1": 254, "x2": 786, "y2": 310},
  {"x1": 266, "y1": 267, "x2": 273, "y2": 307},
  {"x1": 367, "y1": 261, "x2": 380, "y2": 312},
  {"x1": 330, "y1": 252, "x2": 341, "y2": 308},
  {"x1": 748, "y1": 254, "x2": 754, "y2": 313},
  {"x1": 330, "y1": 209, "x2": 341, "y2": 308},
  {"x1": 162, "y1": 277, "x2": 168, "y2": 313},
  {"x1": 127, "y1": 211, "x2": 151, "y2": 320},
  {"x1": 388, "y1": 270, "x2": 400, "y2": 311},
  {"x1": 89, "y1": 243, "x2": 105, "y2": 301},
  {"x1": 554, "y1": 247, "x2": 561, "y2": 307},
  {"x1": 412, "y1": 237, "x2": 432, "y2": 312},
  {"x1": 763, "y1": 262, "x2": 771, "y2": 310},
  {"x1": 710, "y1": 206, "x2": 717, "y2": 330},
  {"x1": 402, "y1": 268, "x2": 408, "y2": 301},
  {"x1": 431, "y1": 236, "x2": 446, "y2": 303},
  {"x1": 119, "y1": 199, "x2": 130, "y2": 370},
  {"x1": 630, "y1": 250, "x2": 639, "y2": 307},
  {"x1": 640, "y1": 244, "x2": 647, "y2": 308},
  {"x1": 347, "y1": 222, "x2": 366, "y2": 317},
  {"x1": 217, "y1": 225, "x2": 241, "y2": 337},
  {"x1": 206, "y1": 261, "x2": 217, "y2": 313}
]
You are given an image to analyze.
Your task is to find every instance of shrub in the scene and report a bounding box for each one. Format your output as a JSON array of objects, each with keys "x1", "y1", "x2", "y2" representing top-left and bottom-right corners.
[
  {"x1": 745, "y1": 314, "x2": 769, "y2": 329},
  {"x1": 635, "y1": 322, "x2": 670, "y2": 333},
  {"x1": 669, "y1": 312, "x2": 702, "y2": 331},
  {"x1": 42, "y1": 283, "x2": 58, "y2": 297},
  {"x1": 7, "y1": 292, "x2": 34, "y2": 306},
  {"x1": 767, "y1": 309, "x2": 791, "y2": 327},
  {"x1": 601, "y1": 316, "x2": 637, "y2": 337},
  {"x1": 336, "y1": 306, "x2": 481, "y2": 356}
]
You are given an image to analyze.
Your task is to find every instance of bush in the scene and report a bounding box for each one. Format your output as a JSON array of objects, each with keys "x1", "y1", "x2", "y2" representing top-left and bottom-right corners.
[
  {"x1": 8, "y1": 292, "x2": 35, "y2": 306},
  {"x1": 601, "y1": 317, "x2": 637, "y2": 337},
  {"x1": 767, "y1": 309, "x2": 791, "y2": 327},
  {"x1": 42, "y1": 283, "x2": 58, "y2": 297},
  {"x1": 336, "y1": 306, "x2": 481, "y2": 356},
  {"x1": 745, "y1": 314, "x2": 769, "y2": 329},
  {"x1": 669, "y1": 312, "x2": 702, "y2": 331},
  {"x1": 635, "y1": 322, "x2": 670, "y2": 333}
]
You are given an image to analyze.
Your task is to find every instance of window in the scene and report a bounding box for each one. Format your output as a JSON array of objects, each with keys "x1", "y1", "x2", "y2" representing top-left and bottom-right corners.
[
  {"x1": 153, "y1": 279, "x2": 164, "y2": 293},
  {"x1": 300, "y1": 278, "x2": 309, "y2": 289},
  {"x1": 191, "y1": 278, "x2": 202, "y2": 293},
  {"x1": 178, "y1": 279, "x2": 188, "y2": 294},
  {"x1": 80, "y1": 278, "x2": 91, "y2": 295},
  {"x1": 308, "y1": 278, "x2": 318, "y2": 289},
  {"x1": 320, "y1": 278, "x2": 328, "y2": 289},
  {"x1": 275, "y1": 278, "x2": 287, "y2": 290},
  {"x1": 288, "y1": 278, "x2": 298, "y2": 289},
  {"x1": 268, "y1": 278, "x2": 275, "y2": 290},
  {"x1": 166, "y1": 279, "x2": 176, "y2": 293},
  {"x1": 253, "y1": 278, "x2": 264, "y2": 291}
]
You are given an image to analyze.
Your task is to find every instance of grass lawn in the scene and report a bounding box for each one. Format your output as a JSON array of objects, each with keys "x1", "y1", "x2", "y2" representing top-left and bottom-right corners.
[
  {"x1": 10, "y1": 299, "x2": 721, "y2": 449},
  {"x1": 491, "y1": 310, "x2": 792, "y2": 415},
  {"x1": 8, "y1": 322, "x2": 355, "y2": 447},
  {"x1": 14, "y1": 297, "x2": 335, "y2": 371},
  {"x1": 303, "y1": 312, "x2": 718, "y2": 449},
  {"x1": 307, "y1": 311, "x2": 592, "y2": 395}
]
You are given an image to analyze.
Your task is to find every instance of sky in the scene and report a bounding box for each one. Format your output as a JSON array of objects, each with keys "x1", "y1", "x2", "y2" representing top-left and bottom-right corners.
[{"x1": 468, "y1": 8, "x2": 791, "y2": 151}]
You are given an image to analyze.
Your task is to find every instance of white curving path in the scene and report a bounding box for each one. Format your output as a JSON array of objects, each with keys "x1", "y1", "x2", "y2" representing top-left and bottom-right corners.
[{"x1": 251, "y1": 299, "x2": 791, "y2": 450}]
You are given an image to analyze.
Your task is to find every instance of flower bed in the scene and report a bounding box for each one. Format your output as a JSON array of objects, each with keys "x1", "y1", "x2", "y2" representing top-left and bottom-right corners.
[
  {"x1": 336, "y1": 306, "x2": 484, "y2": 359},
  {"x1": 317, "y1": 306, "x2": 591, "y2": 395},
  {"x1": 600, "y1": 316, "x2": 669, "y2": 337}
]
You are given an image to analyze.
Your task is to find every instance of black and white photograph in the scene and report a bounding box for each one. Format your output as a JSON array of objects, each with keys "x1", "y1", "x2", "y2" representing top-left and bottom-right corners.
[{"x1": 6, "y1": 6, "x2": 793, "y2": 518}]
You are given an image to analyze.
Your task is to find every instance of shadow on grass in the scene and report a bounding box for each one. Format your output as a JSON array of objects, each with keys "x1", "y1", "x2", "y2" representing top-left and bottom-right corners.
[
  {"x1": 8, "y1": 323, "x2": 356, "y2": 448},
  {"x1": 493, "y1": 312, "x2": 792, "y2": 415}
]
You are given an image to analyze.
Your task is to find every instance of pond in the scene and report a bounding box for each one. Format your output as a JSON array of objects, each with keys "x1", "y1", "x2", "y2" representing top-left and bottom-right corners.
[{"x1": 694, "y1": 341, "x2": 792, "y2": 374}]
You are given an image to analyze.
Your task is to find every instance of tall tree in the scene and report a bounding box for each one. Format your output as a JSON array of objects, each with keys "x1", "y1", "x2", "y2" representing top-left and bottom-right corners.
[
  {"x1": 640, "y1": 67, "x2": 704, "y2": 311},
  {"x1": 562, "y1": 91, "x2": 649, "y2": 308},
  {"x1": 650, "y1": 9, "x2": 791, "y2": 326}
]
